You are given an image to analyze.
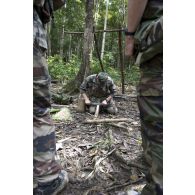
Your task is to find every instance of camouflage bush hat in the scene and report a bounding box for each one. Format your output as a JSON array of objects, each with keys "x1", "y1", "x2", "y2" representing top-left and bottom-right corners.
[{"x1": 97, "y1": 72, "x2": 108, "y2": 82}]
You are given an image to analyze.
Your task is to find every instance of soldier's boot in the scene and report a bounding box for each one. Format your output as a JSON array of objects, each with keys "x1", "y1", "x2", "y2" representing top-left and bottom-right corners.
[{"x1": 33, "y1": 170, "x2": 69, "y2": 195}]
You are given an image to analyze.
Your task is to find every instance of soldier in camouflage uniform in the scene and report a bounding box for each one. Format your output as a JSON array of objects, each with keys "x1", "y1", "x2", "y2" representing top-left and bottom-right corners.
[
  {"x1": 125, "y1": 0, "x2": 163, "y2": 195},
  {"x1": 33, "y1": 0, "x2": 68, "y2": 194},
  {"x1": 80, "y1": 72, "x2": 118, "y2": 114}
]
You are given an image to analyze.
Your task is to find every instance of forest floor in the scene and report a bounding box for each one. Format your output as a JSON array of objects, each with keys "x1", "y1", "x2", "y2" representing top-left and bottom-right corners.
[{"x1": 51, "y1": 84, "x2": 148, "y2": 195}]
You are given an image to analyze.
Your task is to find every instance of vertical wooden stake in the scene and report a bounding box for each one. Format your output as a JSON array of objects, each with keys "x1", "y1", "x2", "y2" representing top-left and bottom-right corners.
[
  {"x1": 94, "y1": 105, "x2": 100, "y2": 118},
  {"x1": 118, "y1": 31, "x2": 125, "y2": 94}
]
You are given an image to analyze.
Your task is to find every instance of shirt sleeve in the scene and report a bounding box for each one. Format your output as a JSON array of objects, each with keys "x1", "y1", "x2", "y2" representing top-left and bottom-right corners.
[
  {"x1": 80, "y1": 77, "x2": 89, "y2": 93},
  {"x1": 108, "y1": 79, "x2": 116, "y2": 97},
  {"x1": 34, "y1": 0, "x2": 45, "y2": 7},
  {"x1": 33, "y1": 9, "x2": 48, "y2": 50}
]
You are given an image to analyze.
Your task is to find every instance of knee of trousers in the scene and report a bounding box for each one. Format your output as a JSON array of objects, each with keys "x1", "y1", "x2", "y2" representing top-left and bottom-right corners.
[
  {"x1": 89, "y1": 106, "x2": 96, "y2": 114},
  {"x1": 106, "y1": 106, "x2": 118, "y2": 114}
]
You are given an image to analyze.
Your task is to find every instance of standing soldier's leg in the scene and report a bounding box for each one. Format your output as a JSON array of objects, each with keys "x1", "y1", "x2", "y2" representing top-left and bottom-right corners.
[
  {"x1": 33, "y1": 45, "x2": 68, "y2": 193},
  {"x1": 137, "y1": 54, "x2": 163, "y2": 195}
]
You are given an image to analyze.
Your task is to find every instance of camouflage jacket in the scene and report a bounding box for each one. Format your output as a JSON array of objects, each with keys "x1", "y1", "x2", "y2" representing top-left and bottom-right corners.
[
  {"x1": 33, "y1": 0, "x2": 47, "y2": 50},
  {"x1": 80, "y1": 74, "x2": 116, "y2": 98},
  {"x1": 135, "y1": 0, "x2": 163, "y2": 65}
]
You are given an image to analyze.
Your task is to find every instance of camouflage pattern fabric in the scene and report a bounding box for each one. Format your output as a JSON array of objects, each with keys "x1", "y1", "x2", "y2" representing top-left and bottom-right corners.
[
  {"x1": 33, "y1": 7, "x2": 62, "y2": 187},
  {"x1": 33, "y1": 7, "x2": 47, "y2": 50},
  {"x1": 138, "y1": 54, "x2": 163, "y2": 195},
  {"x1": 135, "y1": 0, "x2": 163, "y2": 66},
  {"x1": 80, "y1": 74, "x2": 118, "y2": 114},
  {"x1": 88, "y1": 97, "x2": 118, "y2": 114},
  {"x1": 134, "y1": 0, "x2": 163, "y2": 194}
]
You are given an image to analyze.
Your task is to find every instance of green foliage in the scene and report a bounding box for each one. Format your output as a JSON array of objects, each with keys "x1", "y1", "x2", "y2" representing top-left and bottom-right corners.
[
  {"x1": 103, "y1": 52, "x2": 115, "y2": 65},
  {"x1": 50, "y1": 1, "x2": 85, "y2": 55},
  {"x1": 48, "y1": 54, "x2": 140, "y2": 86},
  {"x1": 64, "y1": 55, "x2": 80, "y2": 79},
  {"x1": 91, "y1": 57, "x2": 124, "y2": 86},
  {"x1": 125, "y1": 64, "x2": 141, "y2": 85},
  {"x1": 47, "y1": 0, "x2": 140, "y2": 87},
  {"x1": 48, "y1": 55, "x2": 65, "y2": 80},
  {"x1": 48, "y1": 55, "x2": 80, "y2": 82},
  {"x1": 91, "y1": 56, "x2": 140, "y2": 86},
  {"x1": 91, "y1": 58, "x2": 101, "y2": 74}
]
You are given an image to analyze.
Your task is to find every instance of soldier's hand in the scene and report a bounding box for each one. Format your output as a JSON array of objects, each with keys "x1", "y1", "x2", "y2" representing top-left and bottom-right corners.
[
  {"x1": 125, "y1": 36, "x2": 135, "y2": 57},
  {"x1": 85, "y1": 99, "x2": 91, "y2": 105},
  {"x1": 102, "y1": 100, "x2": 107, "y2": 105}
]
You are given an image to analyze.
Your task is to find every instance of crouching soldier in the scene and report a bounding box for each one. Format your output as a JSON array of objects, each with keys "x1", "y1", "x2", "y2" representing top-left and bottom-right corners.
[{"x1": 79, "y1": 72, "x2": 118, "y2": 115}]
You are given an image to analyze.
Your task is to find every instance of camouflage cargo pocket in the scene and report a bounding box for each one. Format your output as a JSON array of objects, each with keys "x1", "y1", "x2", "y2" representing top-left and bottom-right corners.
[
  {"x1": 135, "y1": 17, "x2": 163, "y2": 65},
  {"x1": 140, "y1": 16, "x2": 163, "y2": 52}
]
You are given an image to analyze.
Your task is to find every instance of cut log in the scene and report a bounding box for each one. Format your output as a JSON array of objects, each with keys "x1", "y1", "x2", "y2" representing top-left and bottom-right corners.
[{"x1": 83, "y1": 118, "x2": 130, "y2": 124}]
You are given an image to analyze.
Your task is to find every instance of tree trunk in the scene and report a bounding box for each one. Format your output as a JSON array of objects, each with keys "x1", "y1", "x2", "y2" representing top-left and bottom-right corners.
[
  {"x1": 59, "y1": 16, "x2": 66, "y2": 57},
  {"x1": 100, "y1": 0, "x2": 109, "y2": 60},
  {"x1": 94, "y1": 0, "x2": 99, "y2": 26},
  {"x1": 76, "y1": 37, "x2": 81, "y2": 58},
  {"x1": 75, "y1": 0, "x2": 94, "y2": 85},
  {"x1": 68, "y1": 34, "x2": 72, "y2": 60},
  {"x1": 63, "y1": 0, "x2": 94, "y2": 93}
]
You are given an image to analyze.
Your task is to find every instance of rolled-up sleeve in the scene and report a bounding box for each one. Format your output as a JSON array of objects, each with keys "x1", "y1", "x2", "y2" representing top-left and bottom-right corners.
[
  {"x1": 108, "y1": 80, "x2": 116, "y2": 97},
  {"x1": 80, "y1": 79, "x2": 88, "y2": 94}
]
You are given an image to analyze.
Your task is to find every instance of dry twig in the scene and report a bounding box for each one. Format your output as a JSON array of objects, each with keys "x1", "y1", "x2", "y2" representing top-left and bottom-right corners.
[
  {"x1": 105, "y1": 177, "x2": 144, "y2": 192},
  {"x1": 84, "y1": 118, "x2": 131, "y2": 124},
  {"x1": 112, "y1": 150, "x2": 147, "y2": 171},
  {"x1": 85, "y1": 148, "x2": 116, "y2": 180}
]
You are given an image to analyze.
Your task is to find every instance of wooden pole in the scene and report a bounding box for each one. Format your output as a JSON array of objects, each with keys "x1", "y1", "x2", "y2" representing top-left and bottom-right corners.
[
  {"x1": 62, "y1": 29, "x2": 124, "y2": 35},
  {"x1": 94, "y1": 105, "x2": 100, "y2": 118},
  {"x1": 118, "y1": 31, "x2": 125, "y2": 94},
  {"x1": 94, "y1": 33, "x2": 104, "y2": 71}
]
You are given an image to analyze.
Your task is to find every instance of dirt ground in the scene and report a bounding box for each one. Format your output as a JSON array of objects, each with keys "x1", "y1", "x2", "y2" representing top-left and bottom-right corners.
[{"x1": 52, "y1": 85, "x2": 147, "y2": 195}]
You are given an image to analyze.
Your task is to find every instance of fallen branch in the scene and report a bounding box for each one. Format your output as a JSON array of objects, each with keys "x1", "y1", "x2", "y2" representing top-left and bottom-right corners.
[
  {"x1": 51, "y1": 104, "x2": 66, "y2": 108},
  {"x1": 83, "y1": 118, "x2": 131, "y2": 124},
  {"x1": 54, "y1": 122, "x2": 65, "y2": 125},
  {"x1": 112, "y1": 150, "x2": 147, "y2": 171},
  {"x1": 106, "y1": 129, "x2": 115, "y2": 145},
  {"x1": 57, "y1": 137, "x2": 72, "y2": 143},
  {"x1": 105, "y1": 177, "x2": 144, "y2": 192},
  {"x1": 108, "y1": 123, "x2": 132, "y2": 131},
  {"x1": 85, "y1": 148, "x2": 116, "y2": 180},
  {"x1": 113, "y1": 95, "x2": 128, "y2": 100},
  {"x1": 107, "y1": 123, "x2": 141, "y2": 142},
  {"x1": 86, "y1": 140, "x2": 103, "y2": 150}
]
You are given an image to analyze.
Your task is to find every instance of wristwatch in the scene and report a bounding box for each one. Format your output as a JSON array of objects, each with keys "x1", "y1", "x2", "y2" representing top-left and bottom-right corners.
[{"x1": 124, "y1": 29, "x2": 135, "y2": 36}]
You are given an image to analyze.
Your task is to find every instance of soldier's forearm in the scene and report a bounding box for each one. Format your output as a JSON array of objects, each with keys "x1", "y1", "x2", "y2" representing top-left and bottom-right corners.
[
  {"x1": 81, "y1": 93, "x2": 89, "y2": 101},
  {"x1": 127, "y1": 0, "x2": 148, "y2": 33},
  {"x1": 106, "y1": 95, "x2": 113, "y2": 102}
]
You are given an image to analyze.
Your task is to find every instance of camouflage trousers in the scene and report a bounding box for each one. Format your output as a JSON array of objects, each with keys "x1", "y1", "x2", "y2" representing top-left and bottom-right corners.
[
  {"x1": 87, "y1": 97, "x2": 118, "y2": 114},
  {"x1": 33, "y1": 45, "x2": 62, "y2": 187},
  {"x1": 137, "y1": 54, "x2": 163, "y2": 195}
]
